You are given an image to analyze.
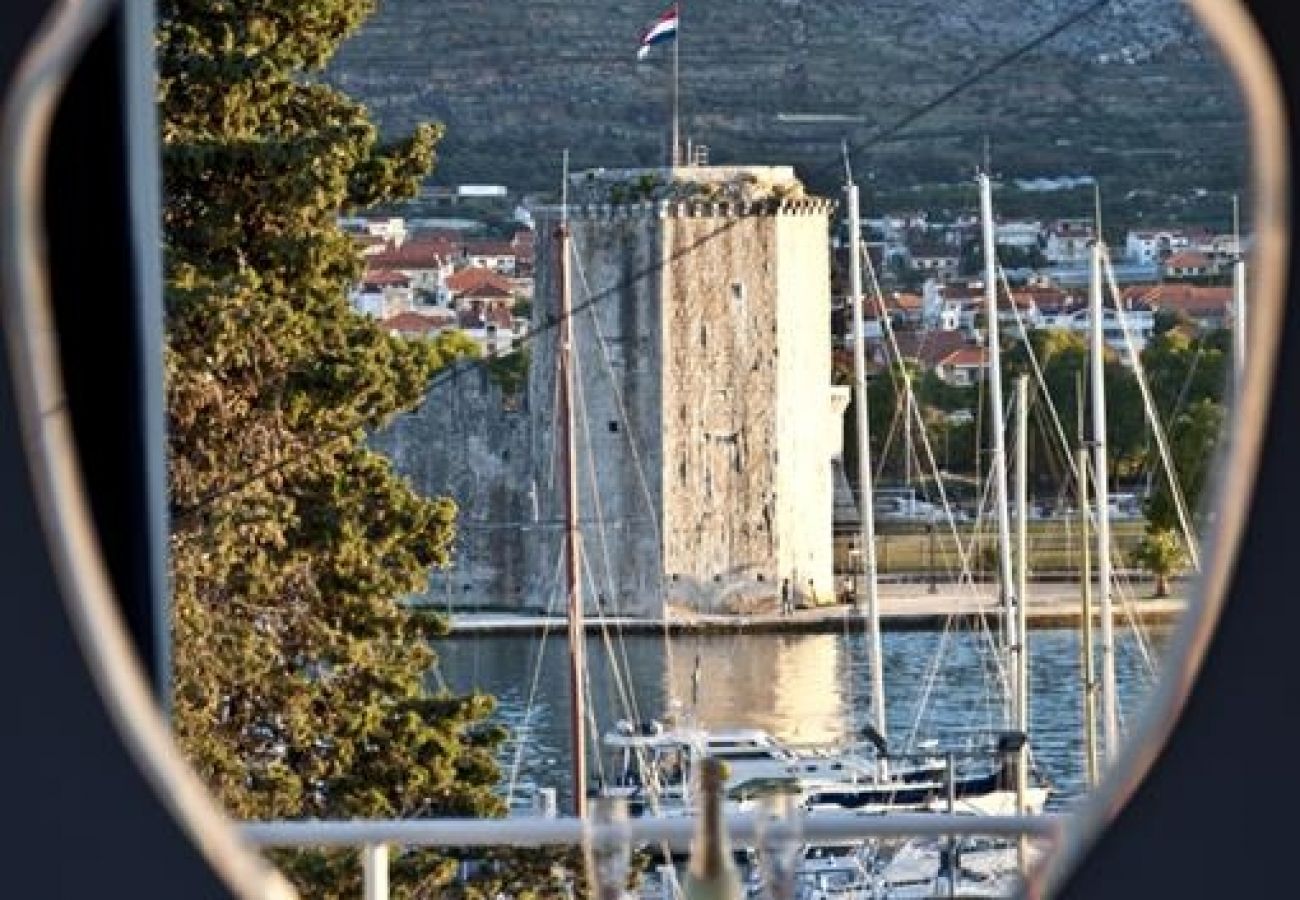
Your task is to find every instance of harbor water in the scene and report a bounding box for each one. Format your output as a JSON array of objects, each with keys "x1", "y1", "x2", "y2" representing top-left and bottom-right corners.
[{"x1": 433, "y1": 625, "x2": 1167, "y2": 813}]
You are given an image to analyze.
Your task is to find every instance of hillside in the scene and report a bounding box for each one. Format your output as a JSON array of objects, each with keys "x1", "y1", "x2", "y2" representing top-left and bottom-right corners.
[{"x1": 326, "y1": 0, "x2": 1247, "y2": 202}]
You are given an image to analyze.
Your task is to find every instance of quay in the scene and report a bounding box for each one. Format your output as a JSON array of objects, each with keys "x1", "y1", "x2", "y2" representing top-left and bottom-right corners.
[{"x1": 435, "y1": 581, "x2": 1187, "y2": 636}]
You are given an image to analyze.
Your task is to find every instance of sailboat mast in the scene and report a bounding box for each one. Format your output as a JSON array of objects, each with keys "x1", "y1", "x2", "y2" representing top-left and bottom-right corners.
[
  {"x1": 1089, "y1": 239, "x2": 1119, "y2": 762},
  {"x1": 1014, "y1": 374, "x2": 1030, "y2": 872},
  {"x1": 1077, "y1": 441, "x2": 1100, "y2": 788},
  {"x1": 977, "y1": 173, "x2": 1017, "y2": 719},
  {"x1": 1014, "y1": 376, "x2": 1029, "y2": 739},
  {"x1": 1233, "y1": 195, "x2": 1247, "y2": 395},
  {"x1": 845, "y1": 174, "x2": 887, "y2": 754},
  {"x1": 556, "y1": 164, "x2": 588, "y2": 818}
]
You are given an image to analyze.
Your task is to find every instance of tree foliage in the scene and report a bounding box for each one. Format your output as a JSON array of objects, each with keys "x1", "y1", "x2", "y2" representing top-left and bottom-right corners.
[
  {"x1": 1144, "y1": 398, "x2": 1226, "y2": 533},
  {"x1": 1132, "y1": 528, "x2": 1189, "y2": 598},
  {"x1": 159, "y1": 1, "x2": 504, "y2": 895}
]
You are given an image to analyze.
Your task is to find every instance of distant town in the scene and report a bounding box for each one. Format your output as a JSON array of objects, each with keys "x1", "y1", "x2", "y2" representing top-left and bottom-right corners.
[{"x1": 344, "y1": 180, "x2": 1244, "y2": 379}]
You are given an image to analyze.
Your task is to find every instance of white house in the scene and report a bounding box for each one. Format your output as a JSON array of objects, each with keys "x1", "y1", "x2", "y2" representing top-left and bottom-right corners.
[
  {"x1": 367, "y1": 235, "x2": 460, "y2": 296},
  {"x1": 350, "y1": 270, "x2": 414, "y2": 319},
  {"x1": 462, "y1": 239, "x2": 519, "y2": 275},
  {"x1": 995, "y1": 220, "x2": 1043, "y2": 249},
  {"x1": 458, "y1": 305, "x2": 520, "y2": 356},
  {"x1": 1124, "y1": 228, "x2": 1203, "y2": 265},
  {"x1": 934, "y1": 346, "x2": 987, "y2": 386},
  {"x1": 1045, "y1": 303, "x2": 1155, "y2": 362},
  {"x1": 1043, "y1": 219, "x2": 1094, "y2": 265},
  {"x1": 1163, "y1": 251, "x2": 1216, "y2": 279}
]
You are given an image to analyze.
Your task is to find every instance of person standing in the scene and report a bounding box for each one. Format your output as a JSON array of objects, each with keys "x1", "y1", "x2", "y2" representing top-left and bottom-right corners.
[
  {"x1": 806, "y1": 578, "x2": 818, "y2": 608},
  {"x1": 780, "y1": 578, "x2": 793, "y2": 615}
]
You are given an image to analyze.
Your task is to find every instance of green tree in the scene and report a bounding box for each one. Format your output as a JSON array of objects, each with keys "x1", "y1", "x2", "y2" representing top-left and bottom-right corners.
[
  {"x1": 1132, "y1": 529, "x2": 1189, "y2": 598},
  {"x1": 1145, "y1": 398, "x2": 1226, "y2": 533},
  {"x1": 1140, "y1": 327, "x2": 1229, "y2": 423},
  {"x1": 1152, "y1": 307, "x2": 1193, "y2": 336},
  {"x1": 159, "y1": 2, "x2": 504, "y2": 895}
]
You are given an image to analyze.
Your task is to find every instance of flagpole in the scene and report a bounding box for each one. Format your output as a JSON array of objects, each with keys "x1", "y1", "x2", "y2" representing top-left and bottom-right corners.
[{"x1": 671, "y1": 6, "x2": 680, "y2": 166}]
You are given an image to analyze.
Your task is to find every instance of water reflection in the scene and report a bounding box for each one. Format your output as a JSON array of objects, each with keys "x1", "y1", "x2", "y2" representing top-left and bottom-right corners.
[
  {"x1": 667, "y1": 633, "x2": 846, "y2": 743},
  {"x1": 433, "y1": 626, "x2": 1165, "y2": 811}
]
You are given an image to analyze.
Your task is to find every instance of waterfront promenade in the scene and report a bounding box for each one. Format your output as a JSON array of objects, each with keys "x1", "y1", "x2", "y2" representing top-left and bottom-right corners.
[{"x1": 441, "y1": 580, "x2": 1187, "y2": 636}]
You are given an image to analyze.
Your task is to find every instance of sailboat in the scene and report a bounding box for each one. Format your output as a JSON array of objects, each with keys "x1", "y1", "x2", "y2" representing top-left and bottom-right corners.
[
  {"x1": 775, "y1": 171, "x2": 1060, "y2": 898},
  {"x1": 594, "y1": 166, "x2": 1049, "y2": 825},
  {"x1": 793, "y1": 168, "x2": 1051, "y2": 818}
]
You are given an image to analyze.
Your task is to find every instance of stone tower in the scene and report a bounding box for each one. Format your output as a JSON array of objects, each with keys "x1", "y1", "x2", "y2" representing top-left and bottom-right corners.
[{"x1": 530, "y1": 166, "x2": 844, "y2": 617}]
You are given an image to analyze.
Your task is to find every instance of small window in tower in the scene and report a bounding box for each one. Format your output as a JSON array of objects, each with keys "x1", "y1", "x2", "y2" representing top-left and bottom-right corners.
[
  {"x1": 608, "y1": 420, "x2": 619, "y2": 433},
  {"x1": 700, "y1": 324, "x2": 708, "y2": 347},
  {"x1": 730, "y1": 282, "x2": 746, "y2": 303}
]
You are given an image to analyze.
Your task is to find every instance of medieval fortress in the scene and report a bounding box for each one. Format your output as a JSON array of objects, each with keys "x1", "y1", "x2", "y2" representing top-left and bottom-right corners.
[{"x1": 373, "y1": 166, "x2": 848, "y2": 617}]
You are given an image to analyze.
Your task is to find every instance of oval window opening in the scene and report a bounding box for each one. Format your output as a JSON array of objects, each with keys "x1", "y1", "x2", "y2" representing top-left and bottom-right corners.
[{"x1": 142, "y1": 0, "x2": 1282, "y2": 897}]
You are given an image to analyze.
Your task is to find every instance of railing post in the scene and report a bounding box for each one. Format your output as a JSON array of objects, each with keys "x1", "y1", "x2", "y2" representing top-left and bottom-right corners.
[{"x1": 362, "y1": 843, "x2": 389, "y2": 900}]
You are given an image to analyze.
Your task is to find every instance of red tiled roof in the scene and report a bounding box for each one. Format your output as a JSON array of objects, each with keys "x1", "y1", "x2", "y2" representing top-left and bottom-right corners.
[
  {"x1": 361, "y1": 269, "x2": 411, "y2": 287},
  {"x1": 937, "y1": 347, "x2": 987, "y2": 368},
  {"x1": 884, "y1": 292, "x2": 924, "y2": 312},
  {"x1": 1012, "y1": 287, "x2": 1077, "y2": 304},
  {"x1": 1123, "y1": 284, "x2": 1231, "y2": 316},
  {"x1": 446, "y1": 266, "x2": 515, "y2": 296},
  {"x1": 380, "y1": 312, "x2": 446, "y2": 336},
  {"x1": 460, "y1": 282, "x2": 514, "y2": 301},
  {"x1": 464, "y1": 239, "x2": 517, "y2": 258},
  {"x1": 368, "y1": 235, "x2": 460, "y2": 270},
  {"x1": 888, "y1": 330, "x2": 976, "y2": 368},
  {"x1": 1163, "y1": 251, "x2": 1212, "y2": 270}
]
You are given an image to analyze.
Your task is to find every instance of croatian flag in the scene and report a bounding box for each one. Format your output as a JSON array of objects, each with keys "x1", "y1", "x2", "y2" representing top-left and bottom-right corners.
[{"x1": 637, "y1": 4, "x2": 679, "y2": 59}]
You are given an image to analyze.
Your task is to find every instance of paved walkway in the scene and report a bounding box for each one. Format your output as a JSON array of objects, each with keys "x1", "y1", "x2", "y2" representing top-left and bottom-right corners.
[{"x1": 444, "y1": 581, "x2": 1187, "y2": 635}]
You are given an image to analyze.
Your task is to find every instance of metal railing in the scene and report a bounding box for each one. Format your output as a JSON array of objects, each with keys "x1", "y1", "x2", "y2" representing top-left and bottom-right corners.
[{"x1": 241, "y1": 811, "x2": 1064, "y2": 900}]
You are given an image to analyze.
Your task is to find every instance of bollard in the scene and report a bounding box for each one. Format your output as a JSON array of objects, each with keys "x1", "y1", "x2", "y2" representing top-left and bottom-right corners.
[
  {"x1": 756, "y1": 793, "x2": 802, "y2": 900},
  {"x1": 585, "y1": 796, "x2": 632, "y2": 900},
  {"x1": 361, "y1": 843, "x2": 389, "y2": 900},
  {"x1": 682, "y1": 758, "x2": 741, "y2": 900}
]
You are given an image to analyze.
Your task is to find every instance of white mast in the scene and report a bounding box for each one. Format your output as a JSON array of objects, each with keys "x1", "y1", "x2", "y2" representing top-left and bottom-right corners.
[
  {"x1": 671, "y1": 6, "x2": 681, "y2": 165},
  {"x1": 978, "y1": 172, "x2": 1017, "y2": 722},
  {"x1": 846, "y1": 161, "x2": 888, "y2": 758},
  {"x1": 1014, "y1": 374, "x2": 1030, "y2": 873},
  {"x1": 1074, "y1": 371, "x2": 1100, "y2": 787},
  {"x1": 1233, "y1": 195, "x2": 1247, "y2": 396},
  {"x1": 1089, "y1": 238, "x2": 1119, "y2": 762}
]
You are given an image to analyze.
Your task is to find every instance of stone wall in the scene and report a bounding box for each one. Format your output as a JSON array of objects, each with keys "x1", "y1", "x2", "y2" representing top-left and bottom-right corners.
[
  {"x1": 533, "y1": 175, "x2": 842, "y2": 616},
  {"x1": 379, "y1": 170, "x2": 846, "y2": 616},
  {"x1": 532, "y1": 210, "x2": 667, "y2": 617},
  {"x1": 659, "y1": 209, "x2": 781, "y2": 612},
  {"x1": 774, "y1": 205, "x2": 836, "y2": 606},
  {"x1": 370, "y1": 364, "x2": 534, "y2": 608}
]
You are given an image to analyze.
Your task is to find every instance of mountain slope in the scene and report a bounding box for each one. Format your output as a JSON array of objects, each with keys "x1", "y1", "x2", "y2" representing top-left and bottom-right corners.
[{"x1": 326, "y1": 0, "x2": 1245, "y2": 197}]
